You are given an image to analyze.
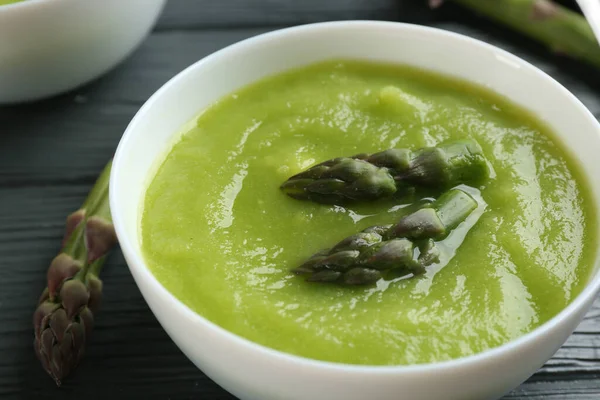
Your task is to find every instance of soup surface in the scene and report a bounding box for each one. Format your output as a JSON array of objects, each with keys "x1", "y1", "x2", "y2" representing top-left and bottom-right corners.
[{"x1": 141, "y1": 60, "x2": 596, "y2": 365}]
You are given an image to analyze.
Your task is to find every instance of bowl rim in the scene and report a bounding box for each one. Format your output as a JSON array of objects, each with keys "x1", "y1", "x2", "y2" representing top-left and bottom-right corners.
[
  {"x1": 110, "y1": 20, "x2": 600, "y2": 373},
  {"x1": 0, "y1": 0, "x2": 54, "y2": 11}
]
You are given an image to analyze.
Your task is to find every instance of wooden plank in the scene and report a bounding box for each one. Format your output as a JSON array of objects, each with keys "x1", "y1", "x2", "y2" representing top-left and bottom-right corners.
[
  {"x1": 506, "y1": 378, "x2": 600, "y2": 400},
  {"x1": 153, "y1": 0, "x2": 582, "y2": 30},
  {"x1": 155, "y1": 0, "x2": 435, "y2": 30}
]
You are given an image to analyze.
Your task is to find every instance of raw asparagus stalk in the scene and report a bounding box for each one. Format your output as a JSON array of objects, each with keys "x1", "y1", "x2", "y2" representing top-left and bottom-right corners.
[
  {"x1": 33, "y1": 161, "x2": 116, "y2": 386},
  {"x1": 431, "y1": 0, "x2": 600, "y2": 69},
  {"x1": 280, "y1": 139, "x2": 488, "y2": 204},
  {"x1": 293, "y1": 188, "x2": 478, "y2": 285}
]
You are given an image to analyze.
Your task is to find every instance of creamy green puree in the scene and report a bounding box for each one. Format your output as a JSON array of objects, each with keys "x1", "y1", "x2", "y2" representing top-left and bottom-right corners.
[
  {"x1": 141, "y1": 60, "x2": 596, "y2": 365},
  {"x1": 0, "y1": 0, "x2": 25, "y2": 5}
]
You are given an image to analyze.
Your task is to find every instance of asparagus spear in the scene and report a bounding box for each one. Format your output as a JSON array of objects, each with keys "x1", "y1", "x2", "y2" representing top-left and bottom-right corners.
[
  {"x1": 33, "y1": 161, "x2": 116, "y2": 386},
  {"x1": 431, "y1": 0, "x2": 600, "y2": 69},
  {"x1": 280, "y1": 139, "x2": 488, "y2": 204},
  {"x1": 293, "y1": 188, "x2": 478, "y2": 285}
]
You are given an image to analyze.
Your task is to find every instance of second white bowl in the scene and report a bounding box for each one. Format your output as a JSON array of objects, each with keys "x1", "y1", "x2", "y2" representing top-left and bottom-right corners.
[{"x1": 0, "y1": 0, "x2": 166, "y2": 104}]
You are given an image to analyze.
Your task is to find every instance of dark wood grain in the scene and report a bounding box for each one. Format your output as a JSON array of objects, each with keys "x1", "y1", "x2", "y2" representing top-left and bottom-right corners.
[
  {"x1": 155, "y1": 0, "x2": 434, "y2": 30},
  {"x1": 1, "y1": 0, "x2": 599, "y2": 399}
]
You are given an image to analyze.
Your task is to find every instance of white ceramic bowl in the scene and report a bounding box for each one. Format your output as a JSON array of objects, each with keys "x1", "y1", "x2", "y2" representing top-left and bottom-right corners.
[
  {"x1": 0, "y1": 0, "x2": 166, "y2": 104},
  {"x1": 110, "y1": 21, "x2": 600, "y2": 400}
]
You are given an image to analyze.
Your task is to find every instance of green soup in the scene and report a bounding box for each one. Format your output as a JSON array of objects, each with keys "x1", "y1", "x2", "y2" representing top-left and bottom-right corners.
[
  {"x1": 141, "y1": 60, "x2": 597, "y2": 365},
  {"x1": 0, "y1": 0, "x2": 25, "y2": 5}
]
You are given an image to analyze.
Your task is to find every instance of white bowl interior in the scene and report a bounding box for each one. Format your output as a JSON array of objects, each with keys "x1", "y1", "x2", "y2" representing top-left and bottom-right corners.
[{"x1": 110, "y1": 21, "x2": 600, "y2": 400}]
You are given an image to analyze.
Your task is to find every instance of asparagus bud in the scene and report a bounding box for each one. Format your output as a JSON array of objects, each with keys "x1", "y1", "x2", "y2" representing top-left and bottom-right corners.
[
  {"x1": 293, "y1": 188, "x2": 479, "y2": 285},
  {"x1": 431, "y1": 0, "x2": 600, "y2": 69},
  {"x1": 281, "y1": 140, "x2": 488, "y2": 204},
  {"x1": 33, "y1": 161, "x2": 116, "y2": 386}
]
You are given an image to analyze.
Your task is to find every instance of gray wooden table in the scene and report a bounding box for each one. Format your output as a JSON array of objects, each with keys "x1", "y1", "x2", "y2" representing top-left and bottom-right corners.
[{"x1": 1, "y1": 0, "x2": 599, "y2": 399}]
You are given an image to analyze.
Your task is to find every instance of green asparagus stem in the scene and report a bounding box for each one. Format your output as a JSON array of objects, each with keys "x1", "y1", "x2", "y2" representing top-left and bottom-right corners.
[
  {"x1": 280, "y1": 139, "x2": 488, "y2": 204},
  {"x1": 293, "y1": 188, "x2": 478, "y2": 285},
  {"x1": 431, "y1": 0, "x2": 600, "y2": 69},
  {"x1": 33, "y1": 161, "x2": 116, "y2": 386}
]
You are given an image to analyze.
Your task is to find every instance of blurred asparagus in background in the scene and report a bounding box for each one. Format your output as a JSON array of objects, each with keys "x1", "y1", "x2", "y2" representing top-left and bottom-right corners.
[
  {"x1": 33, "y1": 161, "x2": 116, "y2": 386},
  {"x1": 430, "y1": 0, "x2": 600, "y2": 68}
]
